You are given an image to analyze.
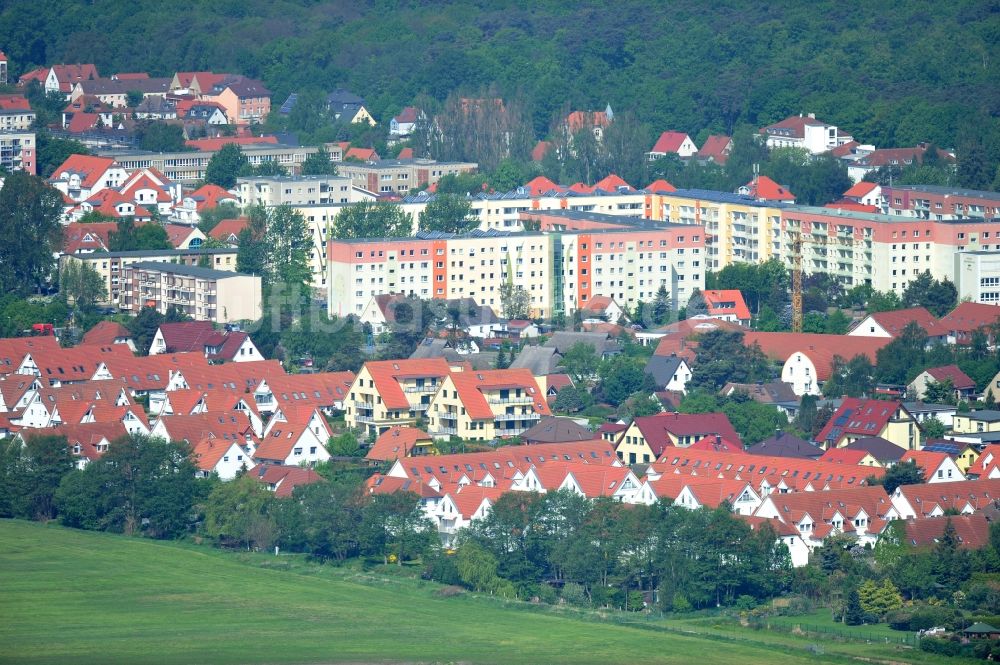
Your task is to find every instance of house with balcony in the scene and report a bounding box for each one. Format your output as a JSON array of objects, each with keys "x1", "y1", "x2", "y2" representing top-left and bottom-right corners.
[
  {"x1": 121, "y1": 262, "x2": 262, "y2": 324},
  {"x1": 425, "y1": 369, "x2": 550, "y2": 441},
  {"x1": 344, "y1": 358, "x2": 452, "y2": 437}
]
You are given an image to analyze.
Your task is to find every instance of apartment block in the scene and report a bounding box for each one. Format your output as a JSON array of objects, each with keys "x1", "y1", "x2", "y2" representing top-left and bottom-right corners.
[
  {"x1": 0, "y1": 95, "x2": 36, "y2": 131},
  {"x1": 328, "y1": 211, "x2": 704, "y2": 319},
  {"x1": 879, "y1": 184, "x2": 1000, "y2": 222},
  {"x1": 426, "y1": 369, "x2": 550, "y2": 440},
  {"x1": 236, "y1": 174, "x2": 357, "y2": 207},
  {"x1": 653, "y1": 189, "x2": 786, "y2": 269},
  {"x1": 63, "y1": 248, "x2": 239, "y2": 305},
  {"x1": 338, "y1": 158, "x2": 477, "y2": 195},
  {"x1": 0, "y1": 130, "x2": 35, "y2": 174},
  {"x1": 345, "y1": 359, "x2": 453, "y2": 436},
  {"x1": 955, "y1": 251, "x2": 1000, "y2": 305},
  {"x1": 122, "y1": 262, "x2": 261, "y2": 324},
  {"x1": 99, "y1": 143, "x2": 318, "y2": 184}
]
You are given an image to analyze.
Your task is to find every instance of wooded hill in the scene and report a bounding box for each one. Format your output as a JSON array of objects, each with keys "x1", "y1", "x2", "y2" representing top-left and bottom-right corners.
[{"x1": 2, "y1": 0, "x2": 997, "y2": 171}]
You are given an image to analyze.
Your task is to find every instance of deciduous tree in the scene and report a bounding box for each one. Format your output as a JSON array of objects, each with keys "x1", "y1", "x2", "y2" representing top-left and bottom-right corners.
[{"x1": 0, "y1": 171, "x2": 64, "y2": 295}]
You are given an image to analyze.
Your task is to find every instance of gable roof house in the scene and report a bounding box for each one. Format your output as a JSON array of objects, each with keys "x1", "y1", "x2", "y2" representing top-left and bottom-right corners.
[
  {"x1": 643, "y1": 355, "x2": 692, "y2": 393},
  {"x1": 614, "y1": 411, "x2": 741, "y2": 465},
  {"x1": 426, "y1": 369, "x2": 551, "y2": 441},
  {"x1": 815, "y1": 398, "x2": 920, "y2": 451},
  {"x1": 647, "y1": 131, "x2": 698, "y2": 161},
  {"x1": 737, "y1": 175, "x2": 796, "y2": 203},
  {"x1": 746, "y1": 431, "x2": 821, "y2": 459},
  {"x1": 843, "y1": 437, "x2": 907, "y2": 466},
  {"x1": 900, "y1": 449, "x2": 965, "y2": 483},
  {"x1": 908, "y1": 365, "x2": 977, "y2": 402},
  {"x1": 366, "y1": 425, "x2": 434, "y2": 463},
  {"x1": 49, "y1": 155, "x2": 128, "y2": 203},
  {"x1": 693, "y1": 135, "x2": 733, "y2": 165},
  {"x1": 327, "y1": 89, "x2": 375, "y2": 126},
  {"x1": 742, "y1": 332, "x2": 891, "y2": 396},
  {"x1": 847, "y1": 307, "x2": 945, "y2": 342},
  {"x1": 173, "y1": 184, "x2": 239, "y2": 225},
  {"x1": 890, "y1": 478, "x2": 1000, "y2": 519},
  {"x1": 254, "y1": 406, "x2": 332, "y2": 466},
  {"x1": 203, "y1": 76, "x2": 271, "y2": 126},
  {"x1": 390, "y1": 106, "x2": 425, "y2": 137},
  {"x1": 80, "y1": 321, "x2": 136, "y2": 352},
  {"x1": 344, "y1": 358, "x2": 452, "y2": 436},
  {"x1": 754, "y1": 485, "x2": 896, "y2": 549},
  {"x1": 938, "y1": 302, "x2": 1000, "y2": 346},
  {"x1": 149, "y1": 321, "x2": 261, "y2": 363},
  {"x1": 254, "y1": 464, "x2": 323, "y2": 497},
  {"x1": 521, "y1": 416, "x2": 594, "y2": 445},
  {"x1": 698, "y1": 289, "x2": 752, "y2": 326},
  {"x1": 69, "y1": 77, "x2": 172, "y2": 108},
  {"x1": 45, "y1": 64, "x2": 99, "y2": 96}
]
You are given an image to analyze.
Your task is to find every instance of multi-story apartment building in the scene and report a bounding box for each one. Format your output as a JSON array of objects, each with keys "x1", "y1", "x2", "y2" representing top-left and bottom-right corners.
[
  {"x1": 63, "y1": 248, "x2": 239, "y2": 305},
  {"x1": 338, "y1": 158, "x2": 478, "y2": 195},
  {"x1": 0, "y1": 95, "x2": 36, "y2": 131},
  {"x1": 954, "y1": 251, "x2": 1000, "y2": 305},
  {"x1": 328, "y1": 210, "x2": 705, "y2": 318},
  {"x1": 121, "y1": 262, "x2": 261, "y2": 324},
  {"x1": 99, "y1": 143, "x2": 318, "y2": 184},
  {"x1": 344, "y1": 359, "x2": 453, "y2": 436},
  {"x1": 426, "y1": 369, "x2": 550, "y2": 440},
  {"x1": 653, "y1": 189, "x2": 787, "y2": 269},
  {"x1": 236, "y1": 174, "x2": 357, "y2": 207},
  {"x1": 0, "y1": 130, "x2": 35, "y2": 174},
  {"x1": 879, "y1": 184, "x2": 1000, "y2": 222}
]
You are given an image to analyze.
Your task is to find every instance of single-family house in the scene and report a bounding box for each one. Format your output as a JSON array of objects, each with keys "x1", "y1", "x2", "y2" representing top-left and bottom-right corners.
[
  {"x1": 891, "y1": 478, "x2": 1000, "y2": 519},
  {"x1": 643, "y1": 355, "x2": 691, "y2": 392},
  {"x1": 614, "y1": 411, "x2": 741, "y2": 464},
  {"x1": 646, "y1": 131, "x2": 697, "y2": 160},
  {"x1": 908, "y1": 365, "x2": 977, "y2": 402},
  {"x1": 815, "y1": 398, "x2": 920, "y2": 450},
  {"x1": 900, "y1": 449, "x2": 964, "y2": 483}
]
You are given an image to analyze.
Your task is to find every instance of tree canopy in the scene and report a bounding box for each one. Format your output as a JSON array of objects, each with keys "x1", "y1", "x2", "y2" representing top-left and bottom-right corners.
[
  {"x1": 0, "y1": 171, "x2": 64, "y2": 295},
  {"x1": 332, "y1": 200, "x2": 412, "y2": 239}
]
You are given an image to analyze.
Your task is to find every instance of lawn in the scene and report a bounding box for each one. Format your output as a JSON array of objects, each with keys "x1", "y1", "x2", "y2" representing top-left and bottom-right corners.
[
  {"x1": 765, "y1": 608, "x2": 908, "y2": 640},
  {"x1": 0, "y1": 520, "x2": 953, "y2": 665}
]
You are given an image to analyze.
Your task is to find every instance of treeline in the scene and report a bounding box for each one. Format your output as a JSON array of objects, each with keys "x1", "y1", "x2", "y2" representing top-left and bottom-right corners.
[{"x1": 0, "y1": 0, "x2": 996, "y2": 187}]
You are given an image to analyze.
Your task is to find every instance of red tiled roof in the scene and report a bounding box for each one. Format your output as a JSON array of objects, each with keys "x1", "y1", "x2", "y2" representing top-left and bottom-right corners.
[
  {"x1": 396, "y1": 147, "x2": 414, "y2": 159},
  {"x1": 565, "y1": 111, "x2": 611, "y2": 133},
  {"x1": 742, "y1": 332, "x2": 890, "y2": 381},
  {"x1": 254, "y1": 407, "x2": 329, "y2": 462},
  {"x1": 824, "y1": 200, "x2": 879, "y2": 213},
  {"x1": 524, "y1": 175, "x2": 562, "y2": 196},
  {"x1": 191, "y1": 437, "x2": 246, "y2": 472},
  {"x1": 531, "y1": 141, "x2": 552, "y2": 162},
  {"x1": 830, "y1": 140, "x2": 861, "y2": 158},
  {"x1": 364, "y1": 359, "x2": 452, "y2": 411},
  {"x1": 924, "y1": 364, "x2": 975, "y2": 390},
  {"x1": 32, "y1": 344, "x2": 135, "y2": 384},
  {"x1": 815, "y1": 398, "x2": 907, "y2": 446},
  {"x1": 50, "y1": 64, "x2": 99, "y2": 92},
  {"x1": 764, "y1": 485, "x2": 894, "y2": 525},
  {"x1": 0, "y1": 94, "x2": 31, "y2": 111},
  {"x1": 163, "y1": 224, "x2": 200, "y2": 248},
  {"x1": 345, "y1": 147, "x2": 378, "y2": 161},
  {"x1": 592, "y1": 173, "x2": 632, "y2": 193},
  {"x1": 939, "y1": 302, "x2": 1000, "y2": 340},
  {"x1": 81, "y1": 321, "x2": 133, "y2": 347},
  {"x1": 158, "y1": 410, "x2": 256, "y2": 448},
  {"x1": 760, "y1": 115, "x2": 828, "y2": 138},
  {"x1": 854, "y1": 145, "x2": 954, "y2": 168},
  {"x1": 904, "y1": 515, "x2": 990, "y2": 550},
  {"x1": 900, "y1": 449, "x2": 957, "y2": 481},
  {"x1": 62, "y1": 222, "x2": 117, "y2": 253},
  {"x1": 865, "y1": 307, "x2": 943, "y2": 337},
  {"x1": 744, "y1": 175, "x2": 795, "y2": 201},
  {"x1": 843, "y1": 181, "x2": 879, "y2": 199},
  {"x1": 650, "y1": 131, "x2": 692, "y2": 154},
  {"x1": 894, "y1": 478, "x2": 1000, "y2": 517},
  {"x1": 66, "y1": 113, "x2": 100, "y2": 133},
  {"x1": 265, "y1": 371, "x2": 355, "y2": 409},
  {"x1": 208, "y1": 217, "x2": 248, "y2": 242},
  {"x1": 186, "y1": 184, "x2": 237, "y2": 211},
  {"x1": 367, "y1": 426, "x2": 433, "y2": 462},
  {"x1": 689, "y1": 435, "x2": 743, "y2": 453},
  {"x1": 695, "y1": 135, "x2": 732, "y2": 164},
  {"x1": 819, "y1": 448, "x2": 873, "y2": 465},
  {"x1": 156, "y1": 321, "x2": 215, "y2": 352},
  {"x1": 449, "y1": 369, "x2": 550, "y2": 420},
  {"x1": 99, "y1": 352, "x2": 210, "y2": 392},
  {"x1": 631, "y1": 412, "x2": 741, "y2": 456},
  {"x1": 18, "y1": 68, "x2": 49, "y2": 86},
  {"x1": 255, "y1": 464, "x2": 322, "y2": 498},
  {"x1": 701, "y1": 289, "x2": 751, "y2": 321},
  {"x1": 644, "y1": 179, "x2": 677, "y2": 193},
  {"x1": 50, "y1": 155, "x2": 118, "y2": 189}
]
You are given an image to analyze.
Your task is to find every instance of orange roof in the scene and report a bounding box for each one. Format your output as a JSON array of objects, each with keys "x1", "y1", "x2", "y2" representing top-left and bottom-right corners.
[
  {"x1": 364, "y1": 359, "x2": 452, "y2": 411},
  {"x1": 186, "y1": 184, "x2": 237, "y2": 211},
  {"x1": 62, "y1": 222, "x2": 117, "y2": 254},
  {"x1": 965, "y1": 445, "x2": 1000, "y2": 478},
  {"x1": 449, "y1": 369, "x2": 551, "y2": 420},
  {"x1": 565, "y1": 110, "x2": 611, "y2": 133},
  {"x1": 32, "y1": 344, "x2": 135, "y2": 384},
  {"x1": 448, "y1": 485, "x2": 505, "y2": 519},
  {"x1": 159, "y1": 410, "x2": 256, "y2": 447},
  {"x1": 863, "y1": 307, "x2": 943, "y2": 337},
  {"x1": 900, "y1": 449, "x2": 956, "y2": 481},
  {"x1": 0, "y1": 336, "x2": 61, "y2": 376},
  {"x1": 265, "y1": 371, "x2": 356, "y2": 409},
  {"x1": 939, "y1": 302, "x2": 1000, "y2": 341},
  {"x1": 531, "y1": 141, "x2": 552, "y2": 162},
  {"x1": 191, "y1": 437, "x2": 245, "y2": 472},
  {"x1": 50, "y1": 155, "x2": 118, "y2": 189},
  {"x1": 689, "y1": 435, "x2": 743, "y2": 453},
  {"x1": 645, "y1": 179, "x2": 677, "y2": 193},
  {"x1": 255, "y1": 407, "x2": 329, "y2": 461},
  {"x1": 745, "y1": 175, "x2": 795, "y2": 201},
  {"x1": 0, "y1": 94, "x2": 31, "y2": 111},
  {"x1": 367, "y1": 426, "x2": 433, "y2": 462},
  {"x1": 163, "y1": 224, "x2": 200, "y2": 248},
  {"x1": 742, "y1": 332, "x2": 890, "y2": 380},
  {"x1": 904, "y1": 515, "x2": 990, "y2": 550},
  {"x1": 345, "y1": 147, "x2": 378, "y2": 161},
  {"x1": 255, "y1": 464, "x2": 322, "y2": 498},
  {"x1": 763, "y1": 485, "x2": 894, "y2": 526},
  {"x1": 18, "y1": 67, "x2": 49, "y2": 86},
  {"x1": 396, "y1": 147, "x2": 414, "y2": 159},
  {"x1": 99, "y1": 352, "x2": 210, "y2": 392},
  {"x1": 524, "y1": 175, "x2": 562, "y2": 196},
  {"x1": 893, "y1": 478, "x2": 1000, "y2": 517},
  {"x1": 843, "y1": 181, "x2": 879, "y2": 199},
  {"x1": 592, "y1": 173, "x2": 632, "y2": 193},
  {"x1": 701, "y1": 289, "x2": 751, "y2": 321}
]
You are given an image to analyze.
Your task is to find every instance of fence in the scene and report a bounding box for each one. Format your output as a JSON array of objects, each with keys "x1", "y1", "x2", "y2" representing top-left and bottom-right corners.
[{"x1": 745, "y1": 617, "x2": 919, "y2": 646}]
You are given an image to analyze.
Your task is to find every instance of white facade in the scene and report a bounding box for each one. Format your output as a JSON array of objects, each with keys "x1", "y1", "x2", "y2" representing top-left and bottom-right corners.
[
  {"x1": 780, "y1": 351, "x2": 820, "y2": 396},
  {"x1": 955, "y1": 252, "x2": 1000, "y2": 305}
]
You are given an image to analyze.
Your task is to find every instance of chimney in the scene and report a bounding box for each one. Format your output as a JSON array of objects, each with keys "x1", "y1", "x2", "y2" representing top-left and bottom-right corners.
[{"x1": 715, "y1": 434, "x2": 722, "y2": 445}]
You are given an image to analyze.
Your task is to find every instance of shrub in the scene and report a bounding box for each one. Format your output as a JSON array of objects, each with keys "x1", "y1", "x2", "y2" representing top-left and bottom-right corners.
[
  {"x1": 561, "y1": 582, "x2": 588, "y2": 606},
  {"x1": 735, "y1": 594, "x2": 757, "y2": 611},
  {"x1": 672, "y1": 593, "x2": 694, "y2": 613}
]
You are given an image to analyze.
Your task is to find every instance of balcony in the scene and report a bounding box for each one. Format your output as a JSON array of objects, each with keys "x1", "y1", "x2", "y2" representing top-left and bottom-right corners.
[
  {"x1": 431, "y1": 427, "x2": 458, "y2": 437},
  {"x1": 494, "y1": 412, "x2": 541, "y2": 422},
  {"x1": 353, "y1": 400, "x2": 374, "y2": 410},
  {"x1": 403, "y1": 385, "x2": 438, "y2": 394},
  {"x1": 354, "y1": 414, "x2": 377, "y2": 424},
  {"x1": 487, "y1": 395, "x2": 534, "y2": 405},
  {"x1": 411, "y1": 402, "x2": 430, "y2": 411}
]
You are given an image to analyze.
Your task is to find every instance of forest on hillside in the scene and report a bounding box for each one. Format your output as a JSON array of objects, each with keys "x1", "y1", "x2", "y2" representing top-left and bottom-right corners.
[{"x1": 2, "y1": 0, "x2": 998, "y2": 180}]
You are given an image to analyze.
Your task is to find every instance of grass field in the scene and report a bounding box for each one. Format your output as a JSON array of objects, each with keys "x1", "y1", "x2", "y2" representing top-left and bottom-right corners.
[{"x1": 0, "y1": 520, "x2": 962, "y2": 665}]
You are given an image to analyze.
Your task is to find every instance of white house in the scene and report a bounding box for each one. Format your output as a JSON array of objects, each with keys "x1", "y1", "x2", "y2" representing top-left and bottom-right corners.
[
  {"x1": 760, "y1": 114, "x2": 854, "y2": 155},
  {"x1": 192, "y1": 438, "x2": 253, "y2": 480},
  {"x1": 254, "y1": 407, "x2": 332, "y2": 466}
]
